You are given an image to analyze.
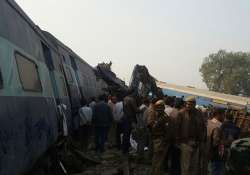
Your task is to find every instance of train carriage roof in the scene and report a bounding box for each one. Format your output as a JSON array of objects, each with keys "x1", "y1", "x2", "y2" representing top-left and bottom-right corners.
[
  {"x1": 42, "y1": 31, "x2": 93, "y2": 69},
  {"x1": 6, "y1": 0, "x2": 96, "y2": 72},
  {"x1": 5, "y1": 0, "x2": 59, "y2": 52},
  {"x1": 157, "y1": 81, "x2": 250, "y2": 107}
]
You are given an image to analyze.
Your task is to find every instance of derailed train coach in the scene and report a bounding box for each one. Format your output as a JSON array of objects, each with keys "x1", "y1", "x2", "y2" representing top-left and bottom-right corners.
[
  {"x1": 42, "y1": 31, "x2": 108, "y2": 116},
  {"x1": 0, "y1": 0, "x2": 108, "y2": 175}
]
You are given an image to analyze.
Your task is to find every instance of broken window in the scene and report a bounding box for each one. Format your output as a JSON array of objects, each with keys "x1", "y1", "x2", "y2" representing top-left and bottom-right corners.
[{"x1": 15, "y1": 52, "x2": 42, "y2": 92}]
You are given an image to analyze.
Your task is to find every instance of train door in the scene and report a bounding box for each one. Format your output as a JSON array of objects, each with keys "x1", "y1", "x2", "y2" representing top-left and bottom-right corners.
[
  {"x1": 69, "y1": 56, "x2": 84, "y2": 99},
  {"x1": 61, "y1": 62, "x2": 81, "y2": 116},
  {"x1": 41, "y1": 42, "x2": 59, "y2": 100}
]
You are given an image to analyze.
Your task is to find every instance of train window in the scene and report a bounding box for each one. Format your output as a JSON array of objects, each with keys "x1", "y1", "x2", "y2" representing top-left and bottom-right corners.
[
  {"x1": 60, "y1": 76, "x2": 68, "y2": 96},
  {"x1": 70, "y1": 56, "x2": 78, "y2": 70},
  {"x1": 62, "y1": 55, "x2": 66, "y2": 63},
  {"x1": 15, "y1": 52, "x2": 42, "y2": 92},
  {"x1": 0, "y1": 68, "x2": 3, "y2": 89},
  {"x1": 65, "y1": 67, "x2": 74, "y2": 83},
  {"x1": 41, "y1": 42, "x2": 54, "y2": 71}
]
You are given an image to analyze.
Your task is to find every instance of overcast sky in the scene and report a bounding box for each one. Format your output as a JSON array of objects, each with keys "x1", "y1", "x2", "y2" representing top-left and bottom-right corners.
[{"x1": 15, "y1": 0, "x2": 250, "y2": 88}]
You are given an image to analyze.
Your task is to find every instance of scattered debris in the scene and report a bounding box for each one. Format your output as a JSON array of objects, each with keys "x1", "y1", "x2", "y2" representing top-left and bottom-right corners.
[
  {"x1": 72, "y1": 149, "x2": 102, "y2": 165},
  {"x1": 59, "y1": 161, "x2": 68, "y2": 175},
  {"x1": 27, "y1": 137, "x2": 156, "y2": 175}
]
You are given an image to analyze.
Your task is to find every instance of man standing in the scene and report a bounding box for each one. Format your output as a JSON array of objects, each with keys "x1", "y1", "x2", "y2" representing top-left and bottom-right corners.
[
  {"x1": 108, "y1": 95, "x2": 118, "y2": 148},
  {"x1": 220, "y1": 112, "x2": 240, "y2": 174},
  {"x1": 164, "y1": 96, "x2": 174, "y2": 116},
  {"x1": 108, "y1": 95, "x2": 117, "y2": 112},
  {"x1": 221, "y1": 113, "x2": 240, "y2": 149},
  {"x1": 148, "y1": 100, "x2": 174, "y2": 175},
  {"x1": 145, "y1": 97, "x2": 159, "y2": 162},
  {"x1": 113, "y1": 96, "x2": 124, "y2": 150},
  {"x1": 207, "y1": 108, "x2": 225, "y2": 175},
  {"x1": 121, "y1": 89, "x2": 139, "y2": 155},
  {"x1": 136, "y1": 97, "x2": 150, "y2": 161},
  {"x1": 177, "y1": 96, "x2": 205, "y2": 175},
  {"x1": 120, "y1": 90, "x2": 139, "y2": 175},
  {"x1": 92, "y1": 95, "x2": 113, "y2": 156},
  {"x1": 79, "y1": 98, "x2": 93, "y2": 152},
  {"x1": 168, "y1": 97, "x2": 184, "y2": 175}
]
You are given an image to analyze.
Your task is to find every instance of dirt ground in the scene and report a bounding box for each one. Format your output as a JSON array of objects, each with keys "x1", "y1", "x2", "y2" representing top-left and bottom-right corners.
[{"x1": 72, "y1": 149, "x2": 154, "y2": 175}]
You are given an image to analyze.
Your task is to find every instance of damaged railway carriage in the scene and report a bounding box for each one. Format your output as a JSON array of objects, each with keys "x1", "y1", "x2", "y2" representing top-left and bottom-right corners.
[{"x1": 0, "y1": 0, "x2": 107, "y2": 175}]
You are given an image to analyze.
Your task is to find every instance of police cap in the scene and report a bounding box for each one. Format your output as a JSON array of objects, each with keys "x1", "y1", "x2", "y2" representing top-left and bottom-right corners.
[
  {"x1": 185, "y1": 96, "x2": 196, "y2": 103},
  {"x1": 154, "y1": 100, "x2": 165, "y2": 111}
]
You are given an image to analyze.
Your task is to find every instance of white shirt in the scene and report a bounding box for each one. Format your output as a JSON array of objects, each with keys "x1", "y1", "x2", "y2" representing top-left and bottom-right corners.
[
  {"x1": 113, "y1": 101, "x2": 124, "y2": 122},
  {"x1": 79, "y1": 106, "x2": 93, "y2": 126},
  {"x1": 136, "y1": 104, "x2": 148, "y2": 129},
  {"x1": 165, "y1": 105, "x2": 173, "y2": 116}
]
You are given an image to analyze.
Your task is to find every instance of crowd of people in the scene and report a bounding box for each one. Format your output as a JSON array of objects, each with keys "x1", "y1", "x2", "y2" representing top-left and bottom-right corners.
[{"x1": 75, "y1": 90, "x2": 249, "y2": 175}]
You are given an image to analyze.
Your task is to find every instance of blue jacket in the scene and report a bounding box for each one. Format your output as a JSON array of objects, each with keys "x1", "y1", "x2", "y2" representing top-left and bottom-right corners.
[
  {"x1": 92, "y1": 101, "x2": 113, "y2": 127},
  {"x1": 221, "y1": 121, "x2": 240, "y2": 147}
]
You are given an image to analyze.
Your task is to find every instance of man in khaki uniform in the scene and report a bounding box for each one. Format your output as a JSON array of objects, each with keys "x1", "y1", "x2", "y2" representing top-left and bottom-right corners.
[
  {"x1": 207, "y1": 108, "x2": 225, "y2": 175},
  {"x1": 177, "y1": 96, "x2": 205, "y2": 175},
  {"x1": 148, "y1": 100, "x2": 174, "y2": 175},
  {"x1": 145, "y1": 98, "x2": 159, "y2": 162}
]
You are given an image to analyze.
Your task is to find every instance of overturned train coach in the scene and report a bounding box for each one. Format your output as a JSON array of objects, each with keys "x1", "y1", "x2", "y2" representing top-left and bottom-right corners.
[{"x1": 0, "y1": 0, "x2": 119, "y2": 174}]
